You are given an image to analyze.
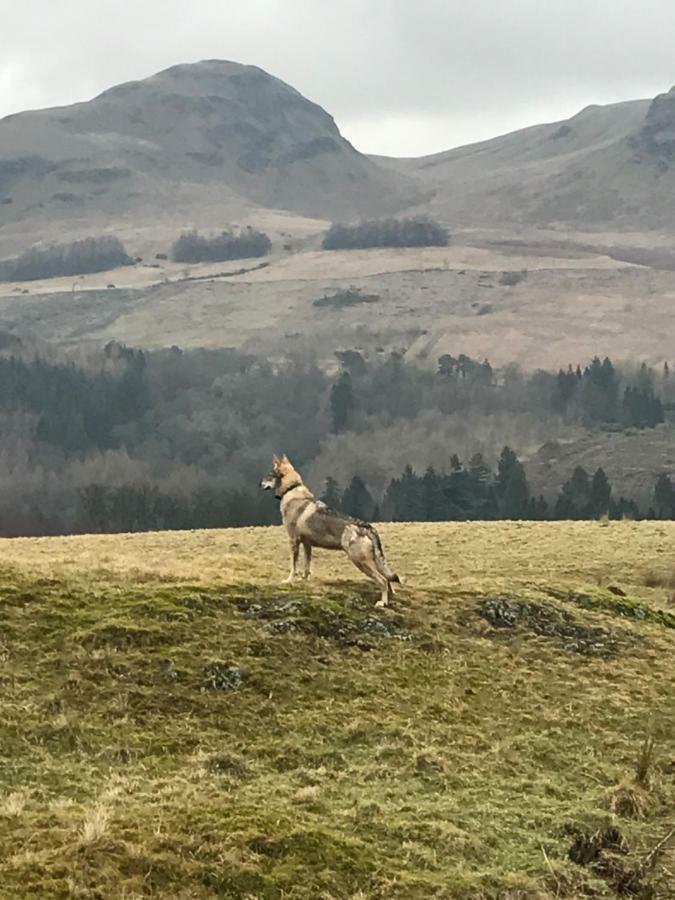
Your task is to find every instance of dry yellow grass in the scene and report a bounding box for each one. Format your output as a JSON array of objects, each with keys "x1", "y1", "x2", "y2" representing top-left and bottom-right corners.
[
  {"x1": 0, "y1": 521, "x2": 673, "y2": 898},
  {"x1": 2, "y1": 520, "x2": 675, "y2": 605},
  {"x1": 2, "y1": 238, "x2": 672, "y2": 369}
]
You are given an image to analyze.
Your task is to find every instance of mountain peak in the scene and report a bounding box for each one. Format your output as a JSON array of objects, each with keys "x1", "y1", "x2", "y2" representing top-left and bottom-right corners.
[
  {"x1": 641, "y1": 86, "x2": 675, "y2": 159},
  {"x1": 0, "y1": 60, "x2": 417, "y2": 225}
]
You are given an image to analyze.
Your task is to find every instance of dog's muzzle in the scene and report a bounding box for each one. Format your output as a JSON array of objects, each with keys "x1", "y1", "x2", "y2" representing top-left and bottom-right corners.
[{"x1": 260, "y1": 475, "x2": 276, "y2": 491}]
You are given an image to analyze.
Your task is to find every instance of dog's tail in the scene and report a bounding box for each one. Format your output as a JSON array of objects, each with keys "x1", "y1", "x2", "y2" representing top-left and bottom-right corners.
[{"x1": 365, "y1": 524, "x2": 401, "y2": 584}]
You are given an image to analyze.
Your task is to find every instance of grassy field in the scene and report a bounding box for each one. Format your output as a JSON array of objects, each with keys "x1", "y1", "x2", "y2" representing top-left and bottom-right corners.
[{"x1": 0, "y1": 521, "x2": 674, "y2": 899}]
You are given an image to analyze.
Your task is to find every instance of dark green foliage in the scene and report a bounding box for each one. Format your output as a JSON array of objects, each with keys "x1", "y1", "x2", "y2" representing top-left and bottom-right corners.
[
  {"x1": 495, "y1": 447, "x2": 531, "y2": 519},
  {"x1": 330, "y1": 371, "x2": 355, "y2": 433},
  {"x1": 172, "y1": 227, "x2": 271, "y2": 263},
  {"x1": 320, "y1": 477, "x2": 343, "y2": 511},
  {"x1": 322, "y1": 216, "x2": 448, "y2": 250},
  {"x1": 552, "y1": 356, "x2": 666, "y2": 428},
  {"x1": 341, "y1": 476, "x2": 375, "y2": 521},
  {"x1": 622, "y1": 385, "x2": 664, "y2": 428},
  {"x1": 313, "y1": 289, "x2": 380, "y2": 309},
  {"x1": 382, "y1": 465, "x2": 425, "y2": 522},
  {"x1": 555, "y1": 466, "x2": 591, "y2": 519},
  {"x1": 589, "y1": 467, "x2": 612, "y2": 517},
  {"x1": 654, "y1": 474, "x2": 675, "y2": 518},
  {"x1": 555, "y1": 466, "x2": 615, "y2": 520},
  {"x1": 499, "y1": 270, "x2": 528, "y2": 286},
  {"x1": 580, "y1": 357, "x2": 619, "y2": 424},
  {"x1": 0, "y1": 343, "x2": 672, "y2": 535},
  {"x1": 80, "y1": 483, "x2": 277, "y2": 533},
  {"x1": 0, "y1": 236, "x2": 132, "y2": 281},
  {"x1": 0, "y1": 353, "x2": 146, "y2": 452}
]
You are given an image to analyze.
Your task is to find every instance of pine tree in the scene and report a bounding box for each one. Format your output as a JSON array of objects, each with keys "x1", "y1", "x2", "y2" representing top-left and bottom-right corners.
[
  {"x1": 554, "y1": 366, "x2": 578, "y2": 413},
  {"x1": 580, "y1": 357, "x2": 618, "y2": 424},
  {"x1": 468, "y1": 452, "x2": 493, "y2": 519},
  {"x1": 320, "y1": 477, "x2": 342, "y2": 511},
  {"x1": 330, "y1": 372, "x2": 354, "y2": 433},
  {"x1": 654, "y1": 473, "x2": 675, "y2": 519},
  {"x1": 555, "y1": 466, "x2": 591, "y2": 519},
  {"x1": 495, "y1": 447, "x2": 531, "y2": 519},
  {"x1": 341, "y1": 476, "x2": 375, "y2": 521},
  {"x1": 589, "y1": 467, "x2": 612, "y2": 517},
  {"x1": 422, "y1": 467, "x2": 446, "y2": 521},
  {"x1": 535, "y1": 495, "x2": 549, "y2": 520},
  {"x1": 384, "y1": 465, "x2": 426, "y2": 521}
]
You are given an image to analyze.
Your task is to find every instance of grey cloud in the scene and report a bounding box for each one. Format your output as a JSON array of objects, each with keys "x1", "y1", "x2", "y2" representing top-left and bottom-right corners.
[{"x1": 1, "y1": 0, "x2": 674, "y2": 155}]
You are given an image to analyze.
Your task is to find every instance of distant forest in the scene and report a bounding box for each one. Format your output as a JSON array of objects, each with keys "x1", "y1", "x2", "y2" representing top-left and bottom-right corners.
[
  {"x1": 171, "y1": 228, "x2": 272, "y2": 263},
  {"x1": 0, "y1": 215, "x2": 452, "y2": 285},
  {"x1": 0, "y1": 236, "x2": 132, "y2": 282},
  {"x1": 323, "y1": 217, "x2": 449, "y2": 250},
  {"x1": 0, "y1": 341, "x2": 674, "y2": 537}
]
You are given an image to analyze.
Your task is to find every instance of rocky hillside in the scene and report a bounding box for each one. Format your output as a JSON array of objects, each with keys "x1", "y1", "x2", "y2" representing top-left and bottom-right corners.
[
  {"x1": 387, "y1": 88, "x2": 675, "y2": 229},
  {"x1": 0, "y1": 60, "x2": 417, "y2": 236}
]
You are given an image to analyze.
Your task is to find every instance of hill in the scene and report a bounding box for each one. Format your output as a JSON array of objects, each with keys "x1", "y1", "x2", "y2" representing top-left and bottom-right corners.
[
  {"x1": 6, "y1": 65, "x2": 675, "y2": 255},
  {"x1": 388, "y1": 90, "x2": 675, "y2": 230},
  {"x1": 0, "y1": 522, "x2": 673, "y2": 898},
  {"x1": 0, "y1": 60, "x2": 417, "y2": 246},
  {"x1": 1, "y1": 241, "x2": 673, "y2": 371}
]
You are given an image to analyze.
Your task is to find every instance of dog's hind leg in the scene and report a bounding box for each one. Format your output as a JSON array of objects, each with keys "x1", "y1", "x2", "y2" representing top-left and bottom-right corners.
[
  {"x1": 302, "y1": 540, "x2": 312, "y2": 580},
  {"x1": 284, "y1": 538, "x2": 301, "y2": 582},
  {"x1": 345, "y1": 535, "x2": 392, "y2": 607}
]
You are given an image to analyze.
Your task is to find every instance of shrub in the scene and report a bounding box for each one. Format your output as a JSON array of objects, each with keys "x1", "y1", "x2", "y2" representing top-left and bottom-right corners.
[
  {"x1": 313, "y1": 289, "x2": 380, "y2": 309},
  {"x1": 0, "y1": 236, "x2": 133, "y2": 282},
  {"x1": 499, "y1": 270, "x2": 528, "y2": 287},
  {"x1": 171, "y1": 227, "x2": 272, "y2": 263},
  {"x1": 322, "y1": 217, "x2": 448, "y2": 250}
]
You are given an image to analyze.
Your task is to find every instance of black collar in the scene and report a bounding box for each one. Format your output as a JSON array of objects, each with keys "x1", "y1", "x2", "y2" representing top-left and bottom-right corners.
[{"x1": 276, "y1": 479, "x2": 303, "y2": 499}]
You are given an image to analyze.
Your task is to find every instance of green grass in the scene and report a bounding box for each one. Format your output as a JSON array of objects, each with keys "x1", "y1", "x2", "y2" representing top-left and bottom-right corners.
[{"x1": 0, "y1": 523, "x2": 674, "y2": 898}]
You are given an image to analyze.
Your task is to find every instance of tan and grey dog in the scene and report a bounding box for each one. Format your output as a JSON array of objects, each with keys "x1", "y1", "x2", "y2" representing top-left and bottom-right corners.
[{"x1": 260, "y1": 455, "x2": 400, "y2": 607}]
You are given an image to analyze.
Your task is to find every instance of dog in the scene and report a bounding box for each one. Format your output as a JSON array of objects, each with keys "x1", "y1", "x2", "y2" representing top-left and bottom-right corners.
[{"x1": 260, "y1": 455, "x2": 400, "y2": 607}]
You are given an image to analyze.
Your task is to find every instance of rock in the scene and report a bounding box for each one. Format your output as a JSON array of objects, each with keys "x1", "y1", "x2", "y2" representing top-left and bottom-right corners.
[
  {"x1": 159, "y1": 658, "x2": 178, "y2": 681},
  {"x1": 478, "y1": 596, "x2": 628, "y2": 658},
  {"x1": 203, "y1": 663, "x2": 245, "y2": 691}
]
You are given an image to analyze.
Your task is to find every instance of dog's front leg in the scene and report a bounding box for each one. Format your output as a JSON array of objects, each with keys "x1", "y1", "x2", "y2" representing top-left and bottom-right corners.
[
  {"x1": 284, "y1": 539, "x2": 301, "y2": 582},
  {"x1": 302, "y1": 541, "x2": 312, "y2": 580}
]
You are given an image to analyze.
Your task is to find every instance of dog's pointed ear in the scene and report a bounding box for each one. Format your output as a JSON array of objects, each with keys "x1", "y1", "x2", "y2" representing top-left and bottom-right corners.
[
  {"x1": 272, "y1": 454, "x2": 281, "y2": 465},
  {"x1": 282, "y1": 454, "x2": 290, "y2": 463}
]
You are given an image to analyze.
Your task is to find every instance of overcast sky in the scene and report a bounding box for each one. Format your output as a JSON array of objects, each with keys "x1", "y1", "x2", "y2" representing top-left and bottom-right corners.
[{"x1": 2, "y1": 0, "x2": 675, "y2": 157}]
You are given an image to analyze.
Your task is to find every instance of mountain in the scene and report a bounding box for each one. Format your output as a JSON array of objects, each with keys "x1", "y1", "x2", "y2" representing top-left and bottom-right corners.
[
  {"x1": 382, "y1": 91, "x2": 675, "y2": 229},
  {"x1": 0, "y1": 60, "x2": 417, "y2": 238},
  {"x1": 4, "y1": 63, "x2": 675, "y2": 245}
]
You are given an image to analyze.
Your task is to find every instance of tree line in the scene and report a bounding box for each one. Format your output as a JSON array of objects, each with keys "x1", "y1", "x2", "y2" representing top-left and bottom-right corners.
[
  {"x1": 0, "y1": 236, "x2": 132, "y2": 282},
  {"x1": 0, "y1": 342, "x2": 673, "y2": 536},
  {"x1": 2, "y1": 214, "x2": 450, "y2": 283},
  {"x1": 329, "y1": 354, "x2": 667, "y2": 434},
  {"x1": 171, "y1": 227, "x2": 272, "y2": 263},
  {"x1": 322, "y1": 216, "x2": 449, "y2": 250},
  {"x1": 320, "y1": 451, "x2": 644, "y2": 523}
]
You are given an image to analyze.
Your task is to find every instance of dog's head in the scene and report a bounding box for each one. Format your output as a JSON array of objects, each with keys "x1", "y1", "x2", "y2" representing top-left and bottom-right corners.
[{"x1": 259, "y1": 454, "x2": 295, "y2": 493}]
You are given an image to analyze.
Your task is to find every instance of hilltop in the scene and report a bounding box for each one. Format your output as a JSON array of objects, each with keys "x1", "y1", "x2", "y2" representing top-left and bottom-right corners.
[
  {"x1": 0, "y1": 521, "x2": 673, "y2": 898},
  {"x1": 3, "y1": 64, "x2": 675, "y2": 376},
  {"x1": 380, "y1": 86, "x2": 675, "y2": 231},
  {"x1": 4, "y1": 64, "x2": 675, "y2": 256},
  {"x1": 0, "y1": 59, "x2": 417, "y2": 247}
]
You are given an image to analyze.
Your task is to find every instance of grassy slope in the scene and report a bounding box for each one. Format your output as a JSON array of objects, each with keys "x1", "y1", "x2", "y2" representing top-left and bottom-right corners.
[{"x1": 0, "y1": 522, "x2": 674, "y2": 899}]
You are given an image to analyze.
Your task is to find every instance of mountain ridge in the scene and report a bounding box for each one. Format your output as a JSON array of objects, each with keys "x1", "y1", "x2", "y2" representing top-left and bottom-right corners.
[{"x1": 0, "y1": 59, "x2": 418, "y2": 234}]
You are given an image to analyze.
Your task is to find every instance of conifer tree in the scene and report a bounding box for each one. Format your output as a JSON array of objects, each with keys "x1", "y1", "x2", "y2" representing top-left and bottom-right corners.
[{"x1": 341, "y1": 476, "x2": 375, "y2": 521}]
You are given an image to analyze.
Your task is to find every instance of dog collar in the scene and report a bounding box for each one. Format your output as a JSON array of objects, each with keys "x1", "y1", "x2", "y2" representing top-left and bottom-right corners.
[{"x1": 276, "y1": 479, "x2": 303, "y2": 498}]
